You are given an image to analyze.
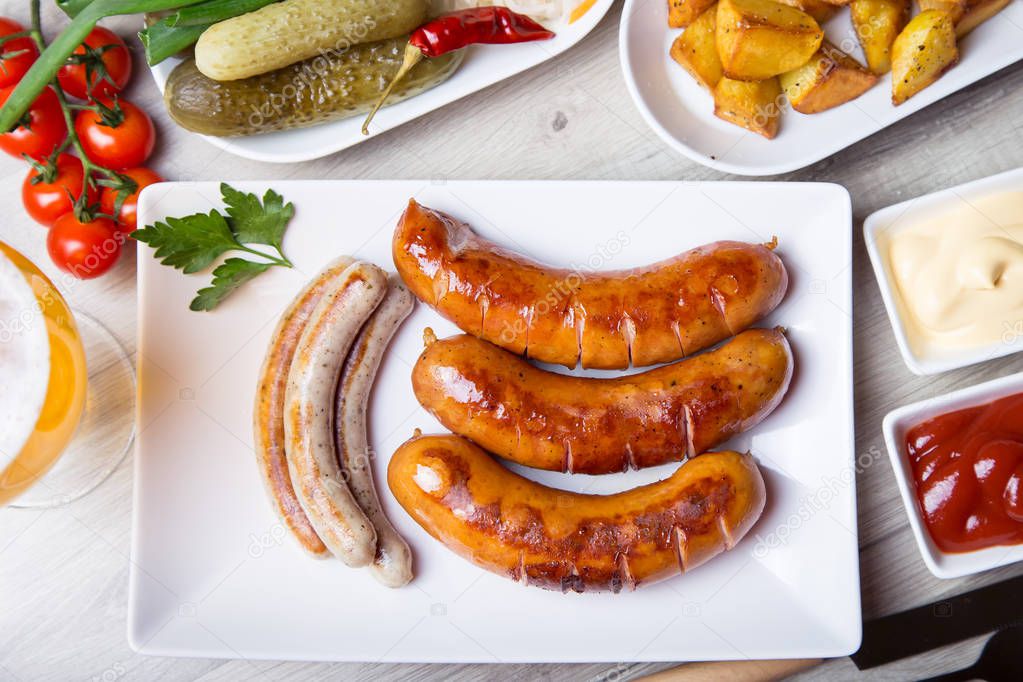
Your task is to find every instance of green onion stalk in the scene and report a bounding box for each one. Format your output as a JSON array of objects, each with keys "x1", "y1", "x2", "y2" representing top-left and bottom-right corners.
[
  {"x1": 0, "y1": 0, "x2": 209, "y2": 132},
  {"x1": 140, "y1": 0, "x2": 276, "y2": 65},
  {"x1": 138, "y1": 20, "x2": 206, "y2": 65},
  {"x1": 167, "y1": 0, "x2": 275, "y2": 26},
  {"x1": 57, "y1": 0, "x2": 99, "y2": 18}
]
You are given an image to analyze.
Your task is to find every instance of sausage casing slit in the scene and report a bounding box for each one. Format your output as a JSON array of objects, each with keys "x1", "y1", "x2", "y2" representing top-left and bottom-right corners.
[
  {"x1": 393, "y1": 200, "x2": 788, "y2": 369},
  {"x1": 388, "y1": 434, "x2": 766, "y2": 592}
]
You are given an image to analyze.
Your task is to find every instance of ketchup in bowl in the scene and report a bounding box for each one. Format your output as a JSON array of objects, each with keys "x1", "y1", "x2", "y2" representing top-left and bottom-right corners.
[{"x1": 905, "y1": 393, "x2": 1023, "y2": 553}]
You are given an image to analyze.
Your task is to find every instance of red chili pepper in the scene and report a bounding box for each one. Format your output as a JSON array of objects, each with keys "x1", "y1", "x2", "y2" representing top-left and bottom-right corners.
[
  {"x1": 362, "y1": 7, "x2": 556, "y2": 135},
  {"x1": 410, "y1": 7, "x2": 555, "y2": 58}
]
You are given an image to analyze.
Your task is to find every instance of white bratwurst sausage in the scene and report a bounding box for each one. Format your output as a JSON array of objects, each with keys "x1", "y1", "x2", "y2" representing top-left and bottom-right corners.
[
  {"x1": 253, "y1": 255, "x2": 353, "y2": 558},
  {"x1": 284, "y1": 261, "x2": 386, "y2": 567},
  {"x1": 335, "y1": 276, "x2": 415, "y2": 587}
]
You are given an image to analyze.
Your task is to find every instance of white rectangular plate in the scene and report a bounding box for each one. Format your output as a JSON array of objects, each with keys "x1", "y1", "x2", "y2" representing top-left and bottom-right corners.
[
  {"x1": 131, "y1": 180, "x2": 859, "y2": 662},
  {"x1": 147, "y1": 2, "x2": 613, "y2": 164},
  {"x1": 864, "y1": 166, "x2": 1023, "y2": 375},
  {"x1": 619, "y1": 0, "x2": 1023, "y2": 176}
]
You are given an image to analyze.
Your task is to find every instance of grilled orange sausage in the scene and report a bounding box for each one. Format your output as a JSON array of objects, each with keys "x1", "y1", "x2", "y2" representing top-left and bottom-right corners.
[
  {"x1": 388, "y1": 434, "x2": 766, "y2": 592},
  {"x1": 412, "y1": 328, "x2": 792, "y2": 474},
  {"x1": 392, "y1": 200, "x2": 788, "y2": 369}
]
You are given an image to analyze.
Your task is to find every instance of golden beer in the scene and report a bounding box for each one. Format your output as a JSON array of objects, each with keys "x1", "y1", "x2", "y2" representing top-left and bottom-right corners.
[{"x1": 0, "y1": 242, "x2": 87, "y2": 506}]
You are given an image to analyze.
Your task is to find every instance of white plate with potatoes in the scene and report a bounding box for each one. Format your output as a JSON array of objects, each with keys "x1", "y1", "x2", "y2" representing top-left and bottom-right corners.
[{"x1": 620, "y1": 0, "x2": 1023, "y2": 176}]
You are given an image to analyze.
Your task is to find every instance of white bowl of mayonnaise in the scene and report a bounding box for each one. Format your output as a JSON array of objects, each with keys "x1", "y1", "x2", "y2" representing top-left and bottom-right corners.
[{"x1": 865, "y1": 166, "x2": 1023, "y2": 376}]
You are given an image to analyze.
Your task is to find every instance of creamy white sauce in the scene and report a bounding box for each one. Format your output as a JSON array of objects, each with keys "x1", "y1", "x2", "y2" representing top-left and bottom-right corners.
[
  {"x1": 886, "y1": 191, "x2": 1023, "y2": 353},
  {"x1": 0, "y1": 250, "x2": 50, "y2": 474}
]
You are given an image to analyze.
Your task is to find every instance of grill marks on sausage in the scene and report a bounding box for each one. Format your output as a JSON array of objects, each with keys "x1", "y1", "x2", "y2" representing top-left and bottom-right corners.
[
  {"x1": 434, "y1": 450, "x2": 733, "y2": 591},
  {"x1": 393, "y1": 201, "x2": 788, "y2": 370},
  {"x1": 412, "y1": 329, "x2": 792, "y2": 474},
  {"x1": 389, "y1": 436, "x2": 766, "y2": 592}
]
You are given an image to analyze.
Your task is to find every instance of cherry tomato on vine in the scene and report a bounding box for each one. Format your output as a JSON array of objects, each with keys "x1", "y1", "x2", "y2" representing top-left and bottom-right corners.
[
  {"x1": 99, "y1": 166, "x2": 162, "y2": 231},
  {"x1": 74, "y1": 98, "x2": 155, "y2": 169},
  {"x1": 0, "y1": 85, "x2": 66, "y2": 160},
  {"x1": 47, "y1": 211, "x2": 122, "y2": 279},
  {"x1": 56, "y1": 26, "x2": 131, "y2": 100},
  {"x1": 0, "y1": 18, "x2": 39, "y2": 88},
  {"x1": 22, "y1": 153, "x2": 97, "y2": 227}
]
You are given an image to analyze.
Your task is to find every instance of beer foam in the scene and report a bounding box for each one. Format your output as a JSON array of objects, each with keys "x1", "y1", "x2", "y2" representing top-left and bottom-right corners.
[{"x1": 0, "y1": 250, "x2": 50, "y2": 474}]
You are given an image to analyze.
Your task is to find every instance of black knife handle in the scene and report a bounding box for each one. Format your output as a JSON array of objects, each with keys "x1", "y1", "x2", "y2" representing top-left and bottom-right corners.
[{"x1": 851, "y1": 574, "x2": 1023, "y2": 670}]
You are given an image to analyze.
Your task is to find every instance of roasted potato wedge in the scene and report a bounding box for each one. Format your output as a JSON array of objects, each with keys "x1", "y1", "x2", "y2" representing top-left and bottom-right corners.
[
  {"x1": 670, "y1": 5, "x2": 723, "y2": 90},
  {"x1": 818, "y1": 0, "x2": 850, "y2": 4},
  {"x1": 918, "y1": 0, "x2": 968, "y2": 19},
  {"x1": 780, "y1": 41, "x2": 878, "y2": 113},
  {"x1": 716, "y1": 0, "x2": 824, "y2": 81},
  {"x1": 956, "y1": 0, "x2": 1013, "y2": 35},
  {"x1": 919, "y1": 0, "x2": 1012, "y2": 36},
  {"x1": 669, "y1": 0, "x2": 718, "y2": 27},
  {"x1": 713, "y1": 76, "x2": 783, "y2": 138},
  {"x1": 777, "y1": 0, "x2": 839, "y2": 22},
  {"x1": 891, "y1": 10, "x2": 959, "y2": 105},
  {"x1": 850, "y1": 0, "x2": 910, "y2": 74}
]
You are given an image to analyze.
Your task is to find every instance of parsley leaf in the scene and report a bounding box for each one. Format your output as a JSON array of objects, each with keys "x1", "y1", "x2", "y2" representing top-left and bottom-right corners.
[
  {"x1": 190, "y1": 258, "x2": 272, "y2": 311},
  {"x1": 220, "y1": 183, "x2": 294, "y2": 256},
  {"x1": 132, "y1": 210, "x2": 239, "y2": 274},
  {"x1": 133, "y1": 183, "x2": 297, "y2": 311}
]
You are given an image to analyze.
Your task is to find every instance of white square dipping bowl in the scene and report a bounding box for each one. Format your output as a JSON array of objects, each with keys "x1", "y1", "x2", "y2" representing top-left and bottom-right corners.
[
  {"x1": 883, "y1": 371, "x2": 1023, "y2": 579},
  {"x1": 864, "y1": 167, "x2": 1023, "y2": 376}
]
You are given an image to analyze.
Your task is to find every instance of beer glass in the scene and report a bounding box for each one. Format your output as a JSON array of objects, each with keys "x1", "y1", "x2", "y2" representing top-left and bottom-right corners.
[{"x1": 0, "y1": 241, "x2": 134, "y2": 508}]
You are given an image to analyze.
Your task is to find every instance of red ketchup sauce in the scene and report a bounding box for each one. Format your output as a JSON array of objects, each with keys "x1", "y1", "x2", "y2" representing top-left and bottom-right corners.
[{"x1": 905, "y1": 393, "x2": 1023, "y2": 553}]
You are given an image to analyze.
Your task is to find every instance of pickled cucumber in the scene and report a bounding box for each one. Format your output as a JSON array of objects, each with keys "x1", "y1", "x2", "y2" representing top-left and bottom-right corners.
[
  {"x1": 164, "y1": 37, "x2": 464, "y2": 137},
  {"x1": 194, "y1": 0, "x2": 428, "y2": 81}
]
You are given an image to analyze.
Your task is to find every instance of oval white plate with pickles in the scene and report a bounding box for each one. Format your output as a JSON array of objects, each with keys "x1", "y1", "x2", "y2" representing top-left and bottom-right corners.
[
  {"x1": 620, "y1": 0, "x2": 1023, "y2": 176},
  {"x1": 146, "y1": 1, "x2": 614, "y2": 164}
]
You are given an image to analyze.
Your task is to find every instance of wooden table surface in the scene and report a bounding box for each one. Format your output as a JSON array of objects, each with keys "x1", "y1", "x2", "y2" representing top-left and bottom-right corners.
[{"x1": 2, "y1": 2, "x2": 1022, "y2": 680}]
